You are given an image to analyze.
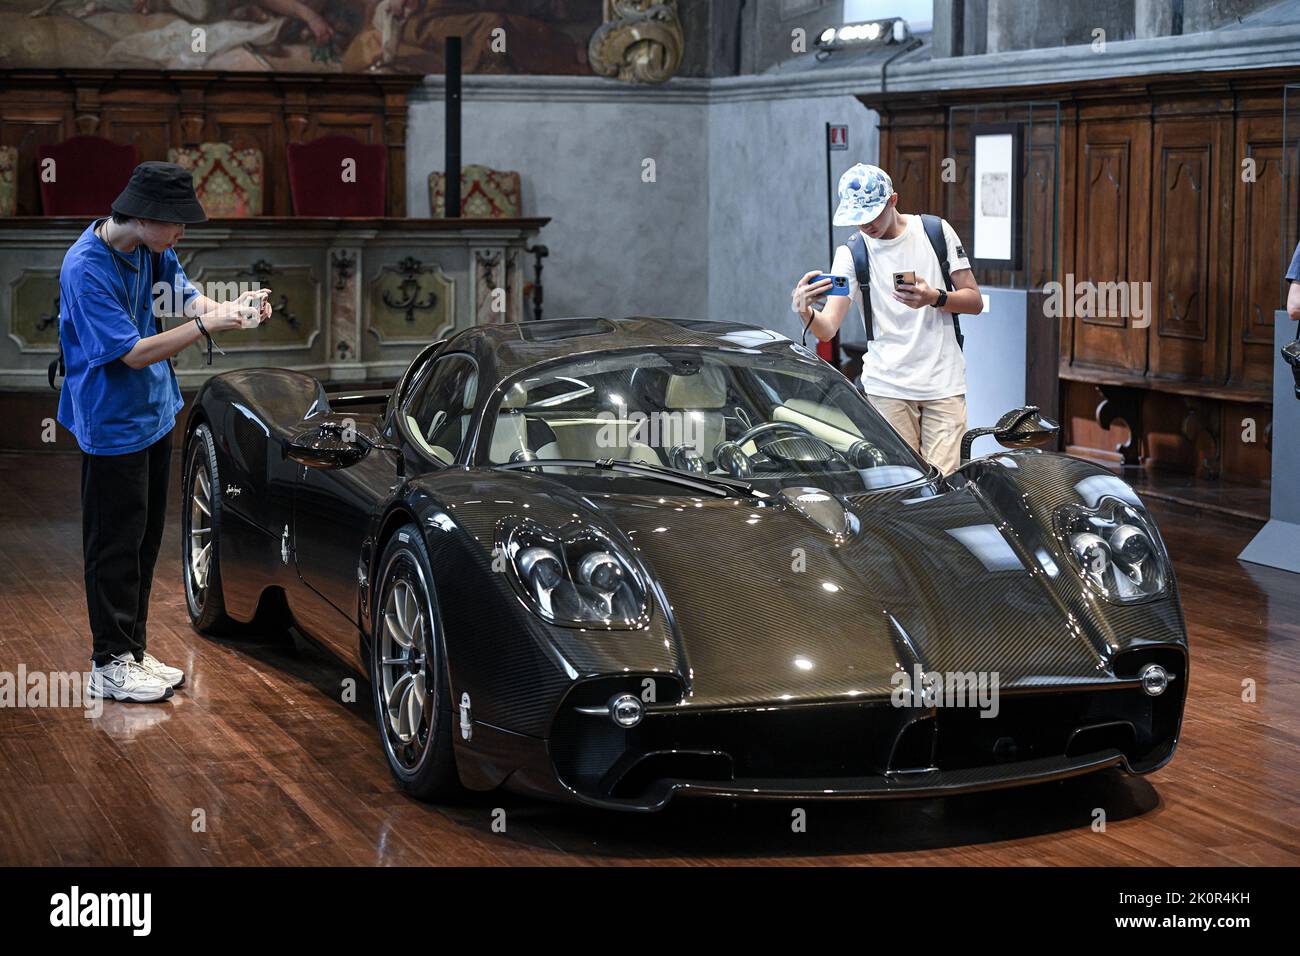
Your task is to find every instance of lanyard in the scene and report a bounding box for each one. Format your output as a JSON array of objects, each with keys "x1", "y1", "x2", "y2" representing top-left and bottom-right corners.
[
  {"x1": 106, "y1": 243, "x2": 143, "y2": 325},
  {"x1": 96, "y1": 220, "x2": 144, "y2": 327}
]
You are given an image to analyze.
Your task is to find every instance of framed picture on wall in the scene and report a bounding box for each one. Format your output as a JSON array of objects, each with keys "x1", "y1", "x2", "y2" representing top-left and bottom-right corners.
[{"x1": 970, "y1": 123, "x2": 1022, "y2": 270}]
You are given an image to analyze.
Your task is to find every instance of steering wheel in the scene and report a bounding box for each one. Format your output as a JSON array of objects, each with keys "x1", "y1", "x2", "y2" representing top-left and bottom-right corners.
[{"x1": 732, "y1": 419, "x2": 823, "y2": 451}]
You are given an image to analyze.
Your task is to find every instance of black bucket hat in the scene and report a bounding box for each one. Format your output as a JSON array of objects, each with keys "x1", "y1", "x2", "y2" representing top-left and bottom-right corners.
[{"x1": 110, "y1": 161, "x2": 208, "y2": 224}]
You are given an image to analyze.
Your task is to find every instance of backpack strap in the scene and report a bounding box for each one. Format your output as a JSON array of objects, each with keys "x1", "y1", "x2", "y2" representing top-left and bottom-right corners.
[
  {"x1": 47, "y1": 341, "x2": 63, "y2": 391},
  {"x1": 848, "y1": 231, "x2": 874, "y2": 350},
  {"x1": 920, "y1": 213, "x2": 963, "y2": 350}
]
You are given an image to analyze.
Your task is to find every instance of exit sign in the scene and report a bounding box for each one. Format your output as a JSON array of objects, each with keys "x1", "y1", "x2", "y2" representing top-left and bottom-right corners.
[{"x1": 828, "y1": 125, "x2": 849, "y2": 150}]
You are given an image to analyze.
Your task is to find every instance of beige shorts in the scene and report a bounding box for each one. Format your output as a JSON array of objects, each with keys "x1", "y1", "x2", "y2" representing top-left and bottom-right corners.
[{"x1": 866, "y1": 393, "x2": 968, "y2": 475}]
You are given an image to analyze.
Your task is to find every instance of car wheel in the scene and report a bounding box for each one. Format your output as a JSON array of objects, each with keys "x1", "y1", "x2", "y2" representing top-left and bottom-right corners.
[
  {"x1": 371, "y1": 523, "x2": 459, "y2": 801},
  {"x1": 182, "y1": 422, "x2": 238, "y2": 635}
]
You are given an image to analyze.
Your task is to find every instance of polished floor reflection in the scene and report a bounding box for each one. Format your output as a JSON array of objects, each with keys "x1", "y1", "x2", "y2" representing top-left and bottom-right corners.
[{"x1": 0, "y1": 451, "x2": 1295, "y2": 865}]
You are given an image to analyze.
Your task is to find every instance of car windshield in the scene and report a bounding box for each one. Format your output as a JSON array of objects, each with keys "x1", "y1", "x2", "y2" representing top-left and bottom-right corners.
[{"x1": 483, "y1": 346, "x2": 931, "y2": 494}]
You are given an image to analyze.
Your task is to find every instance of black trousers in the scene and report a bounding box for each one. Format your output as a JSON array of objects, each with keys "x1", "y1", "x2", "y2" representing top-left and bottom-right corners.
[{"x1": 81, "y1": 429, "x2": 173, "y2": 666}]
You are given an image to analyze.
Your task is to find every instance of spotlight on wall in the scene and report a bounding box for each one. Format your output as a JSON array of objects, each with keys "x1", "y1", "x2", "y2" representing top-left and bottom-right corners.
[{"x1": 816, "y1": 17, "x2": 910, "y2": 52}]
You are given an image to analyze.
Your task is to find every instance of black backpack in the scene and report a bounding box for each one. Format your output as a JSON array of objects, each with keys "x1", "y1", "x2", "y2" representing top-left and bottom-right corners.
[{"x1": 848, "y1": 212, "x2": 964, "y2": 351}]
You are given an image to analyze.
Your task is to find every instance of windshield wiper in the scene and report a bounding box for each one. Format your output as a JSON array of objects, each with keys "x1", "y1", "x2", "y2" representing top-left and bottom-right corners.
[{"x1": 496, "y1": 457, "x2": 760, "y2": 498}]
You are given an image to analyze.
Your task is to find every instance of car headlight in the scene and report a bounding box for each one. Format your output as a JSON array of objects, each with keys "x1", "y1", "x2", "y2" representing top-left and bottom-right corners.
[
  {"x1": 1055, "y1": 496, "x2": 1168, "y2": 602},
  {"x1": 498, "y1": 519, "x2": 651, "y2": 628}
]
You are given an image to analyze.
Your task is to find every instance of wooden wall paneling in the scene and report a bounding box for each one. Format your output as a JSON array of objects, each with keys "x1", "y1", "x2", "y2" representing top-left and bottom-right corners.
[
  {"x1": 860, "y1": 67, "x2": 1295, "y2": 493},
  {"x1": 1062, "y1": 379, "x2": 1125, "y2": 463},
  {"x1": 1072, "y1": 115, "x2": 1151, "y2": 376},
  {"x1": 1231, "y1": 111, "x2": 1296, "y2": 391},
  {"x1": 888, "y1": 134, "x2": 935, "y2": 213},
  {"x1": 1147, "y1": 112, "x2": 1229, "y2": 386},
  {"x1": 1218, "y1": 400, "x2": 1272, "y2": 484},
  {"x1": 1058, "y1": 102, "x2": 1079, "y2": 404},
  {"x1": 942, "y1": 117, "x2": 973, "y2": 254},
  {"x1": 1023, "y1": 114, "x2": 1062, "y2": 425},
  {"x1": 0, "y1": 71, "x2": 420, "y2": 220},
  {"x1": 305, "y1": 115, "x2": 383, "y2": 143},
  {"x1": 1025, "y1": 121, "x2": 1058, "y2": 290},
  {"x1": 1144, "y1": 390, "x2": 1202, "y2": 475},
  {"x1": 384, "y1": 89, "x2": 409, "y2": 218},
  {"x1": 72, "y1": 81, "x2": 105, "y2": 135},
  {"x1": 174, "y1": 79, "x2": 206, "y2": 145},
  {"x1": 0, "y1": 108, "x2": 70, "y2": 216},
  {"x1": 882, "y1": 109, "x2": 945, "y2": 219},
  {"x1": 99, "y1": 110, "x2": 176, "y2": 164}
]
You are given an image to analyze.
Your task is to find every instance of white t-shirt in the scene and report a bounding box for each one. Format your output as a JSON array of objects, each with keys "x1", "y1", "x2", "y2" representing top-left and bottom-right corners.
[{"x1": 831, "y1": 215, "x2": 971, "y2": 401}]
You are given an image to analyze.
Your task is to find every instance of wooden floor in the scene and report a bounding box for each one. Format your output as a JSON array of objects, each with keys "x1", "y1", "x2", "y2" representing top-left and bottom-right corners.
[{"x1": 0, "y1": 449, "x2": 1296, "y2": 867}]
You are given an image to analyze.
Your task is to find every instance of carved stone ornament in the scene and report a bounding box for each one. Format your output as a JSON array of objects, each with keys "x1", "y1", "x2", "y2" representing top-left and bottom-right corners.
[{"x1": 588, "y1": 0, "x2": 684, "y2": 85}]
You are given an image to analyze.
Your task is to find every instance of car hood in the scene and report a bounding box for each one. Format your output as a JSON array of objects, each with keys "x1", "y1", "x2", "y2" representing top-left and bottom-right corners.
[
  {"x1": 587, "y1": 481, "x2": 1125, "y2": 708},
  {"x1": 423, "y1": 467, "x2": 1179, "y2": 711}
]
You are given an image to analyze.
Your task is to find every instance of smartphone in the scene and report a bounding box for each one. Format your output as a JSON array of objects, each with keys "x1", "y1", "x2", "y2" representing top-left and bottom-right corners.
[
  {"x1": 240, "y1": 291, "x2": 270, "y2": 328},
  {"x1": 893, "y1": 270, "x2": 916, "y2": 289},
  {"x1": 812, "y1": 274, "x2": 850, "y2": 296}
]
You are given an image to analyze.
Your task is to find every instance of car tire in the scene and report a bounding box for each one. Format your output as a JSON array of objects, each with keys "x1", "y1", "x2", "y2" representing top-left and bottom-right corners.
[
  {"x1": 182, "y1": 422, "x2": 239, "y2": 635},
  {"x1": 371, "y1": 523, "x2": 460, "y2": 801}
]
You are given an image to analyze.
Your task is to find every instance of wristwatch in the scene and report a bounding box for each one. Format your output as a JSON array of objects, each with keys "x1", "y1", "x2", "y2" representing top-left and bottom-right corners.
[{"x1": 934, "y1": 290, "x2": 948, "y2": 308}]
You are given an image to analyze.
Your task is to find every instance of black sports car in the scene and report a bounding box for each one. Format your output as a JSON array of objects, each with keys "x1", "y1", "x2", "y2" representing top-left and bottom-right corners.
[{"x1": 181, "y1": 316, "x2": 1188, "y2": 811}]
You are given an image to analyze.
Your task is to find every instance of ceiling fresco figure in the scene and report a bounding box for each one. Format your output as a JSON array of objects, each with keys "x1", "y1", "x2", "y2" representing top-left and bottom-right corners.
[{"x1": 5, "y1": 0, "x2": 600, "y2": 73}]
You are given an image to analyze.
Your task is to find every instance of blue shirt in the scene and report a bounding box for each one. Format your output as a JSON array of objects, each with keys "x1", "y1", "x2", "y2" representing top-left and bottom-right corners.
[
  {"x1": 1287, "y1": 242, "x2": 1300, "y2": 283},
  {"x1": 57, "y1": 220, "x2": 198, "y2": 455}
]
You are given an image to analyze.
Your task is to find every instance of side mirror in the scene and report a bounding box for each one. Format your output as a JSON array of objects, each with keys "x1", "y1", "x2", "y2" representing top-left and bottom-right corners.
[
  {"x1": 960, "y1": 405, "x2": 1060, "y2": 464},
  {"x1": 288, "y1": 419, "x2": 400, "y2": 470}
]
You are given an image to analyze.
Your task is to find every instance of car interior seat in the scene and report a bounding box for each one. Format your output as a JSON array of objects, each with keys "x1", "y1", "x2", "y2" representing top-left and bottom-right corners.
[
  {"x1": 661, "y1": 365, "x2": 729, "y2": 463},
  {"x1": 491, "y1": 382, "x2": 564, "y2": 462}
]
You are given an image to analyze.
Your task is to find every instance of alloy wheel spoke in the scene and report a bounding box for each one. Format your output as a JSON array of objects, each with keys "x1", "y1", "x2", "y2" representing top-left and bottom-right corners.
[
  {"x1": 408, "y1": 677, "x2": 427, "y2": 739},
  {"x1": 387, "y1": 672, "x2": 414, "y2": 739},
  {"x1": 392, "y1": 581, "x2": 411, "y2": 641}
]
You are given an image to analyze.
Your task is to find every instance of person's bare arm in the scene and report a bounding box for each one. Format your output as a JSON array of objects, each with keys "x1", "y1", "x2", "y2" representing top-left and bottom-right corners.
[
  {"x1": 120, "y1": 290, "x2": 270, "y2": 370},
  {"x1": 1288, "y1": 279, "x2": 1300, "y2": 324},
  {"x1": 120, "y1": 320, "x2": 211, "y2": 370}
]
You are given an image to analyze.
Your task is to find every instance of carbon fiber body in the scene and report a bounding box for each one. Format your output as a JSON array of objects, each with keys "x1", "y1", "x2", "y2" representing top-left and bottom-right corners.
[{"x1": 183, "y1": 317, "x2": 1188, "y2": 812}]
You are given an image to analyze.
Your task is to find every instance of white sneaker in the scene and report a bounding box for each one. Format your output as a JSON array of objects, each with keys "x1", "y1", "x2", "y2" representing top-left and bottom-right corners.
[
  {"x1": 140, "y1": 651, "x2": 186, "y2": 689},
  {"x1": 88, "y1": 653, "x2": 174, "y2": 703}
]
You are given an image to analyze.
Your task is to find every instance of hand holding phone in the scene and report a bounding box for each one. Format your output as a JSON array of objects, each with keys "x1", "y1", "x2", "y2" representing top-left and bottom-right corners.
[
  {"x1": 238, "y1": 289, "x2": 272, "y2": 328},
  {"x1": 813, "y1": 274, "x2": 850, "y2": 297},
  {"x1": 792, "y1": 271, "x2": 835, "y2": 315}
]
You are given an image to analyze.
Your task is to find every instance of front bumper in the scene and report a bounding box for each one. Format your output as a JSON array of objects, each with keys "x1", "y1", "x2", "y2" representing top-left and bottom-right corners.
[
  {"x1": 530, "y1": 674, "x2": 1183, "y2": 812},
  {"x1": 575, "y1": 748, "x2": 1131, "y2": 812}
]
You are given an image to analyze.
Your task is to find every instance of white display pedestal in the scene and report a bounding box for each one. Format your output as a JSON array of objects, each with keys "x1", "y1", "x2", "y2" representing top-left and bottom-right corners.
[
  {"x1": 963, "y1": 287, "x2": 1029, "y2": 458},
  {"x1": 1239, "y1": 309, "x2": 1300, "y2": 574}
]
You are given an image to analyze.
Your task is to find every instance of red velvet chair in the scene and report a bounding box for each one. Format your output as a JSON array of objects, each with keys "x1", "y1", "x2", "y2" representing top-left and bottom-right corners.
[
  {"x1": 37, "y1": 136, "x2": 138, "y2": 216},
  {"x1": 286, "y1": 135, "x2": 387, "y2": 217}
]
